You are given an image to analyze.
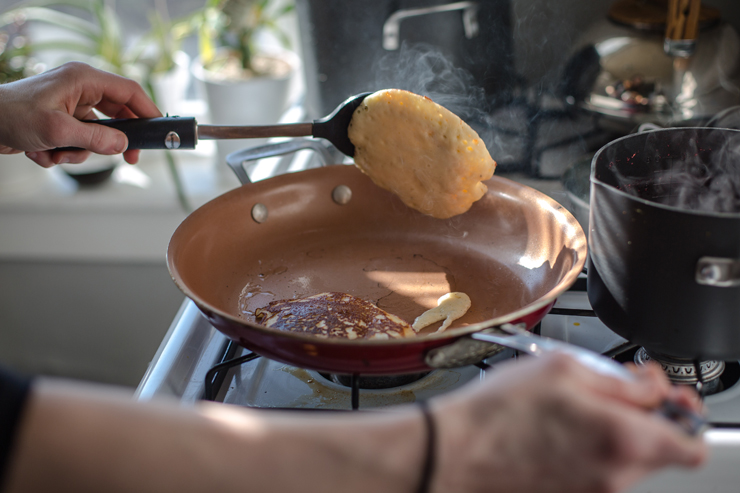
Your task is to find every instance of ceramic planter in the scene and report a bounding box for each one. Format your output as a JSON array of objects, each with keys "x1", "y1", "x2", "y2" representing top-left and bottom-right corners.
[{"x1": 192, "y1": 50, "x2": 300, "y2": 171}]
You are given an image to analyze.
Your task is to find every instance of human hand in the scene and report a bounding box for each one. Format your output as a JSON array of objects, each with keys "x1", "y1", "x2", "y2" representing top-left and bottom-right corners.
[
  {"x1": 430, "y1": 353, "x2": 707, "y2": 493},
  {"x1": 0, "y1": 61, "x2": 161, "y2": 167}
]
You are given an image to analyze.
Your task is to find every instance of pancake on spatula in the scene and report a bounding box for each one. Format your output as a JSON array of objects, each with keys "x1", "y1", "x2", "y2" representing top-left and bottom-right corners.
[
  {"x1": 348, "y1": 89, "x2": 496, "y2": 219},
  {"x1": 255, "y1": 292, "x2": 415, "y2": 340}
]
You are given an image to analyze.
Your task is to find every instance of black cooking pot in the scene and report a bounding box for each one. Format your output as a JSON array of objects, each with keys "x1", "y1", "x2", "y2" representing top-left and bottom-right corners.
[{"x1": 588, "y1": 127, "x2": 740, "y2": 360}]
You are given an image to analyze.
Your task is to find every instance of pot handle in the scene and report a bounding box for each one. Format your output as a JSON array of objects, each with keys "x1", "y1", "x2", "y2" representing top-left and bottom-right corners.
[
  {"x1": 696, "y1": 257, "x2": 740, "y2": 287},
  {"x1": 637, "y1": 122, "x2": 663, "y2": 133},
  {"x1": 225, "y1": 139, "x2": 335, "y2": 186}
]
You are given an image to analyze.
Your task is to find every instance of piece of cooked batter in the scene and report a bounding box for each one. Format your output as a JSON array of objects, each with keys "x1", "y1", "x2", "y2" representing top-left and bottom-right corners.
[
  {"x1": 254, "y1": 292, "x2": 415, "y2": 340},
  {"x1": 412, "y1": 292, "x2": 471, "y2": 333},
  {"x1": 348, "y1": 89, "x2": 496, "y2": 219}
]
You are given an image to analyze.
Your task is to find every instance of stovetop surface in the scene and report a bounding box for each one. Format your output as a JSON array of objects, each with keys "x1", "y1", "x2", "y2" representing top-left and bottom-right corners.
[
  {"x1": 136, "y1": 284, "x2": 740, "y2": 493},
  {"x1": 137, "y1": 287, "x2": 740, "y2": 424}
]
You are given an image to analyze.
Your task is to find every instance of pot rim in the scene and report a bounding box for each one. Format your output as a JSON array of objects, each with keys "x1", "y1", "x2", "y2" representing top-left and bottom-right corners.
[{"x1": 591, "y1": 126, "x2": 740, "y2": 219}]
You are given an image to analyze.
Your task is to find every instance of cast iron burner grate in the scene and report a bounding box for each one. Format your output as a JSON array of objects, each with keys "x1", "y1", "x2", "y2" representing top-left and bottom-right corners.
[
  {"x1": 318, "y1": 372, "x2": 432, "y2": 390},
  {"x1": 202, "y1": 341, "x2": 493, "y2": 409}
]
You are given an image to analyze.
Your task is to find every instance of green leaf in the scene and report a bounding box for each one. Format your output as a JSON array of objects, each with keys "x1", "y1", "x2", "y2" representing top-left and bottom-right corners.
[
  {"x1": 273, "y1": 4, "x2": 294, "y2": 18},
  {"x1": 26, "y1": 39, "x2": 97, "y2": 55},
  {"x1": 19, "y1": 0, "x2": 97, "y2": 11},
  {"x1": 0, "y1": 7, "x2": 100, "y2": 41}
]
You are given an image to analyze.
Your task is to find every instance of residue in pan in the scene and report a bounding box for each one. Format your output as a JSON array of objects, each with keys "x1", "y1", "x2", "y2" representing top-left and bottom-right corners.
[{"x1": 235, "y1": 236, "x2": 530, "y2": 334}]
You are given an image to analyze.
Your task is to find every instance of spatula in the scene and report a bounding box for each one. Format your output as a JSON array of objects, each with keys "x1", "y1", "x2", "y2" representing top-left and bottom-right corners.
[{"x1": 58, "y1": 92, "x2": 371, "y2": 157}]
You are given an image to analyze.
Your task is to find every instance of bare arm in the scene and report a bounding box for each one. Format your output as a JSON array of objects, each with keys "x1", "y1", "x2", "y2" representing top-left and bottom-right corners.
[
  {"x1": 2, "y1": 354, "x2": 707, "y2": 493},
  {"x1": 4, "y1": 378, "x2": 424, "y2": 493},
  {"x1": 0, "y1": 62, "x2": 161, "y2": 167}
]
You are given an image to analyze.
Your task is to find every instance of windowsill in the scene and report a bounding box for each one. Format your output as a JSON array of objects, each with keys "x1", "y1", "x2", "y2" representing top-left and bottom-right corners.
[
  {"x1": 0, "y1": 141, "x2": 239, "y2": 264},
  {"x1": 0, "y1": 101, "x2": 312, "y2": 264}
]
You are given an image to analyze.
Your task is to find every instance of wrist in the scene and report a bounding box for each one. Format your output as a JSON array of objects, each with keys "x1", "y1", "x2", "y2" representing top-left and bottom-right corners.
[
  {"x1": 416, "y1": 401, "x2": 436, "y2": 493},
  {"x1": 0, "y1": 84, "x2": 11, "y2": 147},
  {"x1": 243, "y1": 408, "x2": 425, "y2": 493},
  {"x1": 427, "y1": 395, "x2": 501, "y2": 493}
]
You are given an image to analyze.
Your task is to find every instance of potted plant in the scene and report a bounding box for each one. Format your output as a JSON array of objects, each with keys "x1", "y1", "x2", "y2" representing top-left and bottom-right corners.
[
  {"x1": 0, "y1": 0, "x2": 191, "y2": 210},
  {"x1": 190, "y1": 0, "x2": 299, "y2": 168},
  {"x1": 138, "y1": 2, "x2": 192, "y2": 117},
  {"x1": 0, "y1": 0, "x2": 142, "y2": 184},
  {"x1": 0, "y1": 17, "x2": 46, "y2": 195}
]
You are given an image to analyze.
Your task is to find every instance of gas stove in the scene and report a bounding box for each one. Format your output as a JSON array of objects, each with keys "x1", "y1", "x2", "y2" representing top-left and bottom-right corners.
[
  {"x1": 137, "y1": 277, "x2": 740, "y2": 492},
  {"x1": 136, "y1": 279, "x2": 740, "y2": 419}
]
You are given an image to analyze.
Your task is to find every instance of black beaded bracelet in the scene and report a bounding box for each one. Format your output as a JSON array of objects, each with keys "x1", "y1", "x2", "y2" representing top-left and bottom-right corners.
[{"x1": 416, "y1": 400, "x2": 436, "y2": 493}]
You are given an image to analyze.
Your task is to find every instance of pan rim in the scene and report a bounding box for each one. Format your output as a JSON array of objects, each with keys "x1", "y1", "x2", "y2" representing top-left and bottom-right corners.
[{"x1": 167, "y1": 169, "x2": 588, "y2": 346}]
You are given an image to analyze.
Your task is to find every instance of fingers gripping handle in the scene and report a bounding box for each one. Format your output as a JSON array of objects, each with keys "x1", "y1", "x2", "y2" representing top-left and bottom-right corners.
[
  {"x1": 464, "y1": 327, "x2": 706, "y2": 436},
  {"x1": 56, "y1": 117, "x2": 198, "y2": 152}
]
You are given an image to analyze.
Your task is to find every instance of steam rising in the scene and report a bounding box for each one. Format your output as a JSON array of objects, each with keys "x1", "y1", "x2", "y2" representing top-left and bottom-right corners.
[
  {"x1": 372, "y1": 42, "x2": 489, "y2": 120},
  {"x1": 370, "y1": 42, "x2": 522, "y2": 163},
  {"x1": 607, "y1": 129, "x2": 740, "y2": 214}
]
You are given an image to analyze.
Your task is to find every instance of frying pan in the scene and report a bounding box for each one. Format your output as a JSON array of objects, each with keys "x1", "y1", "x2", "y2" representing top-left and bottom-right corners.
[{"x1": 167, "y1": 140, "x2": 587, "y2": 374}]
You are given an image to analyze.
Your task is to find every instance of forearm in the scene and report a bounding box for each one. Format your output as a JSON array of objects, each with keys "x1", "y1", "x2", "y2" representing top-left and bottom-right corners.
[
  {"x1": 4, "y1": 379, "x2": 424, "y2": 493},
  {"x1": 0, "y1": 83, "x2": 20, "y2": 149}
]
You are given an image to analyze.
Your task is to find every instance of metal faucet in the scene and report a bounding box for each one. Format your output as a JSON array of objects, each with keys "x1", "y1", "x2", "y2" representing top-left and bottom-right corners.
[{"x1": 382, "y1": 1, "x2": 479, "y2": 51}]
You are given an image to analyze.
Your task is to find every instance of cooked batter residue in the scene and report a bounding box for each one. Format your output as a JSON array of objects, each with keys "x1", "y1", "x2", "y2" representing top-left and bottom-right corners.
[
  {"x1": 412, "y1": 292, "x2": 471, "y2": 333},
  {"x1": 254, "y1": 292, "x2": 414, "y2": 340}
]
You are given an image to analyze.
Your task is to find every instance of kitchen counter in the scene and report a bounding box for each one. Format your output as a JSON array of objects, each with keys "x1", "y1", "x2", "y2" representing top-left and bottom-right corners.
[{"x1": 0, "y1": 142, "x2": 236, "y2": 263}]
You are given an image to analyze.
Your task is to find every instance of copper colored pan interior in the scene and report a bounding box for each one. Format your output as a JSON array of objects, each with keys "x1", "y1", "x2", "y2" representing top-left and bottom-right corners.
[{"x1": 168, "y1": 164, "x2": 586, "y2": 343}]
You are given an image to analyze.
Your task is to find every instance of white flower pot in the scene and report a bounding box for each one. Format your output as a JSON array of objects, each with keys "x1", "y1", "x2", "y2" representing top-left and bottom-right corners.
[
  {"x1": 150, "y1": 51, "x2": 191, "y2": 116},
  {"x1": 192, "y1": 51, "x2": 300, "y2": 171}
]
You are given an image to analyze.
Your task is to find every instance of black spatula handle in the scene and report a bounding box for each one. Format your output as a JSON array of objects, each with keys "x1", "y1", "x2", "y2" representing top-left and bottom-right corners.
[{"x1": 55, "y1": 116, "x2": 198, "y2": 152}]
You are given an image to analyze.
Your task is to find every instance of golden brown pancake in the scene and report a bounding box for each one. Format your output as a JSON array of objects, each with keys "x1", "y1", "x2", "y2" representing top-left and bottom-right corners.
[
  {"x1": 254, "y1": 292, "x2": 415, "y2": 340},
  {"x1": 348, "y1": 89, "x2": 496, "y2": 219}
]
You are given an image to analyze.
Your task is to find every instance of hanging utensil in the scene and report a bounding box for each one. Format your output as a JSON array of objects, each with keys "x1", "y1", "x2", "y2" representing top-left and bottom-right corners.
[{"x1": 665, "y1": 0, "x2": 702, "y2": 56}]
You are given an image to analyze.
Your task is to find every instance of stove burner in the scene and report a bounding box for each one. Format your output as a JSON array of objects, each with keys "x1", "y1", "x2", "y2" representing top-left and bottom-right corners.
[
  {"x1": 319, "y1": 372, "x2": 431, "y2": 389},
  {"x1": 634, "y1": 348, "x2": 725, "y2": 395}
]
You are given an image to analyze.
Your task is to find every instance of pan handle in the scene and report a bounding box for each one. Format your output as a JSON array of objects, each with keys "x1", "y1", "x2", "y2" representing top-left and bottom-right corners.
[
  {"x1": 55, "y1": 117, "x2": 198, "y2": 152},
  {"x1": 225, "y1": 139, "x2": 335, "y2": 185},
  {"x1": 425, "y1": 326, "x2": 513, "y2": 369},
  {"x1": 427, "y1": 326, "x2": 706, "y2": 436}
]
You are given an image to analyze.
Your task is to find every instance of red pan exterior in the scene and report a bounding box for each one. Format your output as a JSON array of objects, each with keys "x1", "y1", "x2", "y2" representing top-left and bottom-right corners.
[{"x1": 195, "y1": 301, "x2": 555, "y2": 374}]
